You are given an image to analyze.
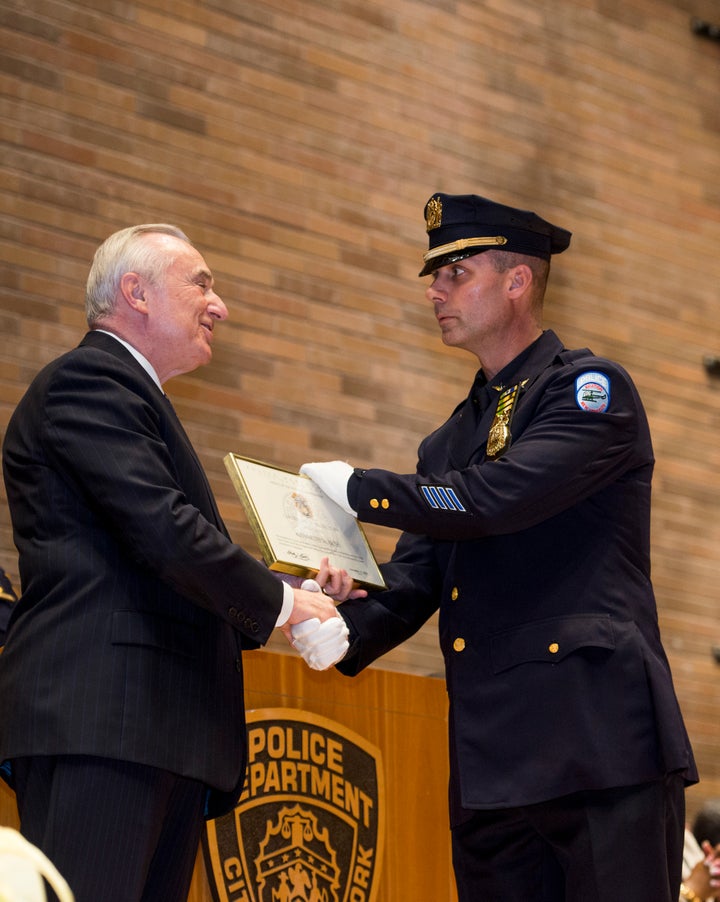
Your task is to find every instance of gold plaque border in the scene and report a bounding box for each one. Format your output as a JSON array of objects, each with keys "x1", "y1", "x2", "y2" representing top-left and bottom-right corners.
[{"x1": 224, "y1": 453, "x2": 386, "y2": 591}]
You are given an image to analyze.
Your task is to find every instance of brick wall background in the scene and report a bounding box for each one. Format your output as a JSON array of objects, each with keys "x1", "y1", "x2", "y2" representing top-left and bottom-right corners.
[{"x1": 1, "y1": 0, "x2": 719, "y2": 821}]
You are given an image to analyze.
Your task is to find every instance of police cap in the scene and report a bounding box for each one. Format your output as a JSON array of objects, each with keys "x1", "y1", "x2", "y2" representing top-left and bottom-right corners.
[{"x1": 419, "y1": 193, "x2": 571, "y2": 277}]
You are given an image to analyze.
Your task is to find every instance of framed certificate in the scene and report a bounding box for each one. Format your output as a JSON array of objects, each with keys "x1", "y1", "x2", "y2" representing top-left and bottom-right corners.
[{"x1": 224, "y1": 454, "x2": 386, "y2": 590}]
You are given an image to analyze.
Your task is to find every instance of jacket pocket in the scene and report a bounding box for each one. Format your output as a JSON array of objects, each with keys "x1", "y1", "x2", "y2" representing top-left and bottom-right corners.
[
  {"x1": 490, "y1": 613, "x2": 615, "y2": 674},
  {"x1": 111, "y1": 610, "x2": 199, "y2": 660}
]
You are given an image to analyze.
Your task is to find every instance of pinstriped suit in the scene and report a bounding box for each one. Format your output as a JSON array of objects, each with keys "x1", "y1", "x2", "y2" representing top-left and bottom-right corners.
[{"x1": 0, "y1": 330, "x2": 284, "y2": 820}]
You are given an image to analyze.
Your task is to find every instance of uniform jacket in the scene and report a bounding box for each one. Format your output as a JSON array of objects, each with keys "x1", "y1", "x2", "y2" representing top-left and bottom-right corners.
[
  {"x1": 337, "y1": 330, "x2": 697, "y2": 821},
  {"x1": 0, "y1": 330, "x2": 284, "y2": 818}
]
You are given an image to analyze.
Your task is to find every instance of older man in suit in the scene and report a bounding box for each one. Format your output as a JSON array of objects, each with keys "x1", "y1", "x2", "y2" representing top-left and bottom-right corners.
[{"x1": 0, "y1": 224, "x2": 348, "y2": 902}]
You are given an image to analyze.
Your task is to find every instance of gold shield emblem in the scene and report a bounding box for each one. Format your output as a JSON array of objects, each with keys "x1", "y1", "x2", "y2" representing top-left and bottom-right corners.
[
  {"x1": 203, "y1": 708, "x2": 385, "y2": 902},
  {"x1": 425, "y1": 196, "x2": 442, "y2": 231}
]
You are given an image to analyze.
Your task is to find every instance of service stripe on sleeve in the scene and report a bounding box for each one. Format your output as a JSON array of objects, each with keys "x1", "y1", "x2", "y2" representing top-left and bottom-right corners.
[{"x1": 420, "y1": 485, "x2": 467, "y2": 512}]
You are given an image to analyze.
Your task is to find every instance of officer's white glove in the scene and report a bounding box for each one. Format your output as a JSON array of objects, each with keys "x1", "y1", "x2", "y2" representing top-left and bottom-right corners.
[
  {"x1": 290, "y1": 577, "x2": 349, "y2": 670},
  {"x1": 300, "y1": 461, "x2": 356, "y2": 516},
  {"x1": 290, "y1": 616, "x2": 350, "y2": 670}
]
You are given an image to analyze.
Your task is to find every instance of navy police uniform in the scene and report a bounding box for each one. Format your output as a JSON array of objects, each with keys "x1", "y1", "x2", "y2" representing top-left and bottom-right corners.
[{"x1": 334, "y1": 194, "x2": 697, "y2": 900}]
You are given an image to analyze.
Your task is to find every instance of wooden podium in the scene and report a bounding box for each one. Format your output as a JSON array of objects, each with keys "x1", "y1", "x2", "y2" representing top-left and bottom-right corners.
[{"x1": 0, "y1": 650, "x2": 457, "y2": 901}]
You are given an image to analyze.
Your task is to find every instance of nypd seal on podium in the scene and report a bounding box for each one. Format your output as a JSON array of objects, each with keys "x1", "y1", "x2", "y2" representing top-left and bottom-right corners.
[{"x1": 202, "y1": 709, "x2": 384, "y2": 902}]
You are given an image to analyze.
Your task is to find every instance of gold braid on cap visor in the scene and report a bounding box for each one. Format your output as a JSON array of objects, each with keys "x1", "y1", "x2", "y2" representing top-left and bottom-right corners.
[{"x1": 422, "y1": 235, "x2": 508, "y2": 265}]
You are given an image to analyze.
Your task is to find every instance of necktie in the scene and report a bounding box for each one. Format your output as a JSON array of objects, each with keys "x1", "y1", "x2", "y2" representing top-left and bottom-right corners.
[{"x1": 448, "y1": 372, "x2": 491, "y2": 468}]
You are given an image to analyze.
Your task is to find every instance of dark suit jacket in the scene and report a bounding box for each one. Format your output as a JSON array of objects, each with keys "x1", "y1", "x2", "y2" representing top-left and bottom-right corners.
[
  {"x1": 0, "y1": 330, "x2": 283, "y2": 818},
  {"x1": 0, "y1": 568, "x2": 18, "y2": 646},
  {"x1": 337, "y1": 330, "x2": 697, "y2": 823}
]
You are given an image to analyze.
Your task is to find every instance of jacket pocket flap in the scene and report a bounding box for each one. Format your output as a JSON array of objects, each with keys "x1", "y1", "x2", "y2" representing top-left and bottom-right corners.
[
  {"x1": 111, "y1": 610, "x2": 198, "y2": 659},
  {"x1": 490, "y1": 614, "x2": 615, "y2": 674}
]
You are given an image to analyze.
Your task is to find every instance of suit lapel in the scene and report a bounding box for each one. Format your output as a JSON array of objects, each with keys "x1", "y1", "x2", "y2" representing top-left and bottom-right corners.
[
  {"x1": 80, "y1": 331, "x2": 227, "y2": 534},
  {"x1": 161, "y1": 393, "x2": 226, "y2": 533}
]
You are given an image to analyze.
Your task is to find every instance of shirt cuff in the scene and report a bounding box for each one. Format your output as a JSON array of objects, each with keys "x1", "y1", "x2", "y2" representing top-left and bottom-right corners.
[{"x1": 275, "y1": 581, "x2": 295, "y2": 628}]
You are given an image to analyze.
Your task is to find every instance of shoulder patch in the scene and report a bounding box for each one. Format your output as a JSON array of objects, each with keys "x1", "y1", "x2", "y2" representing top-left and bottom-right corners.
[{"x1": 575, "y1": 371, "x2": 610, "y2": 412}]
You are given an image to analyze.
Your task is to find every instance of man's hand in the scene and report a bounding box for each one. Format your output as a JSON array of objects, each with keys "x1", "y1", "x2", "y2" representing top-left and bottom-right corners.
[
  {"x1": 300, "y1": 461, "x2": 356, "y2": 516},
  {"x1": 287, "y1": 584, "x2": 339, "y2": 625},
  {"x1": 273, "y1": 557, "x2": 366, "y2": 641},
  {"x1": 315, "y1": 556, "x2": 367, "y2": 603}
]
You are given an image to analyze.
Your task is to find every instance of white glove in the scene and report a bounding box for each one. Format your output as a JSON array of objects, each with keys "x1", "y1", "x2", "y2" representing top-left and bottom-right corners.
[
  {"x1": 290, "y1": 578, "x2": 349, "y2": 670},
  {"x1": 300, "y1": 461, "x2": 356, "y2": 516},
  {"x1": 290, "y1": 616, "x2": 350, "y2": 670}
]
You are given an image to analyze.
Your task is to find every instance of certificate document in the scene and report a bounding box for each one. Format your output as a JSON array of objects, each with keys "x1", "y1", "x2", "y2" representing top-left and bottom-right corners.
[{"x1": 224, "y1": 454, "x2": 386, "y2": 590}]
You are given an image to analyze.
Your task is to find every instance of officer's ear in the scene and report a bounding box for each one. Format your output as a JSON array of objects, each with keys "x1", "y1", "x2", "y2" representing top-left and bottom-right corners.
[{"x1": 507, "y1": 264, "x2": 533, "y2": 295}]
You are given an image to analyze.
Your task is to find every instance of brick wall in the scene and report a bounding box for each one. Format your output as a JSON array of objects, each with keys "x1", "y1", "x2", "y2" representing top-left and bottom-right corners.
[{"x1": 2, "y1": 0, "x2": 719, "y2": 818}]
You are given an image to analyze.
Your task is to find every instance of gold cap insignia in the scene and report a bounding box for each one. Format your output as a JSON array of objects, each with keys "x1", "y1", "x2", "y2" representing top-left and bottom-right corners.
[{"x1": 425, "y1": 196, "x2": 442, "y2": 232}]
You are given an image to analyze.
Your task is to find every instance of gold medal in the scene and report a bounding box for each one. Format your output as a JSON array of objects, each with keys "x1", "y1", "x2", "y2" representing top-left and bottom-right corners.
[{"x1": 486, "y1": 381, "x2": 526, "y2": 459}]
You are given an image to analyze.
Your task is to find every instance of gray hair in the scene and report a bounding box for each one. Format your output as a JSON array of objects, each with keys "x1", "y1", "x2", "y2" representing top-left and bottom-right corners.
[{"x1": 85, "y1": 223, "x2": 191, "y2": 326}]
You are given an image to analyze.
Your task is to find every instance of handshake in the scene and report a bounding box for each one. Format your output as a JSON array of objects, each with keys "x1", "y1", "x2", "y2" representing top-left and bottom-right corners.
[
  {"x1": 277, "y1": 484, "x2": 367, "y2": 670},
  {"x1": 289, "y1": 579, "x2": 350, "y2": 670}
]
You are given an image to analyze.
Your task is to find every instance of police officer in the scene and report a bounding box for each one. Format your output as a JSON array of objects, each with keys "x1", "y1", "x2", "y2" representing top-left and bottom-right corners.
[{"x1": 299, "y1": 193, "x2": 698, "y2": 901}]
